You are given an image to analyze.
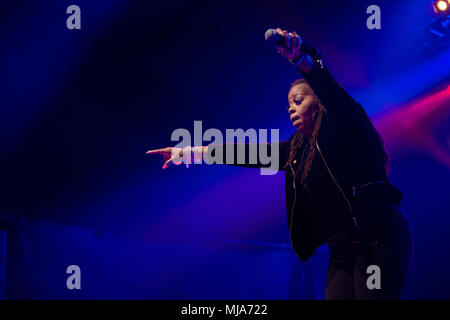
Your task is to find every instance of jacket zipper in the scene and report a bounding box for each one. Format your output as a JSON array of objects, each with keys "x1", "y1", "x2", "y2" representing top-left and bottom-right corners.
[
  {"x1": 315, "y1": 139, "x2": 359, "y2": 228},
  {"x1": 288, "y1": 162, "x2": 302, "y2": 258},
  {"x1": 289, "y1": 163, "x2": 297, "y2": 236}
]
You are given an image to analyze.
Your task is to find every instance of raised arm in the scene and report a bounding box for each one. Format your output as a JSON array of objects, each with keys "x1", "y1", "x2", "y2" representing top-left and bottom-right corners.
[
  {"x1": 275, "y1": 28, "x2": 374, "y2": 131},
  {"x1": 298, "y1": 58, "x2": 373, "y2": 130}
]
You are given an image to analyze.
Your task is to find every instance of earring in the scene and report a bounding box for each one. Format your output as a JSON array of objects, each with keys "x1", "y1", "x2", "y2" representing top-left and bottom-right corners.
[{"x1": 312, "y1": 110, "x2": 319, "y2": 124}]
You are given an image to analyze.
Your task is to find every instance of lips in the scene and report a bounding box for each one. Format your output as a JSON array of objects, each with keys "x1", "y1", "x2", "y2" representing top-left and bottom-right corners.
[{"x1": 291, "y1": 115, "x2": 299, "y2": 123}]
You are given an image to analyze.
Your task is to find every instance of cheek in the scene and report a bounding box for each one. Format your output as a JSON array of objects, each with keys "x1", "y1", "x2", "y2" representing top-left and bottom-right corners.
[
  {"x1": 303, "y1": 100, "x2": 318, "y2": 117},
  {"x1": 299, "y1": 107, "x2": 317, "y2": 132},
  {"x1": 298, "y1": 105, "x2": 314, "y2": 121}
]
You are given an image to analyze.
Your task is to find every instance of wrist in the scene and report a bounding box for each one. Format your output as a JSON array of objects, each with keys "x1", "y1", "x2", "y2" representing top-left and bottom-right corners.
[
  {"x1": 295, "y1": 54, "x2": 315, "y2": 73},
  {"x1": 199, "y1": 146, "x2": 211, "y2": 164},
  {"x1": 181, "y1": 146, "x2": 207, "y2": 166}
]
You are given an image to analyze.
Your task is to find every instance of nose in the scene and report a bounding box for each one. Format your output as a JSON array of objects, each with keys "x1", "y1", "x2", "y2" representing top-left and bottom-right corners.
[{"x1": 288, "y1": 105, "x2": 296, "y2": 114}]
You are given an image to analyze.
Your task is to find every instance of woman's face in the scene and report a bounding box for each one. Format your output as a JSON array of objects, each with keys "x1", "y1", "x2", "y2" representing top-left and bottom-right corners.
[{"x1": 288, "y1": 83, "x2": 319, "y2": 135}]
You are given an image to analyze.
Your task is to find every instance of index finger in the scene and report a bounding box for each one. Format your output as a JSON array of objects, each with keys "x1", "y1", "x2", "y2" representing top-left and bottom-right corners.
[
  {"x1": 146, "y1": 147, "x2": 171, "y2": 155},
  {"x1": 275, "y1": 28, "x2": 285, "y2": 36}
]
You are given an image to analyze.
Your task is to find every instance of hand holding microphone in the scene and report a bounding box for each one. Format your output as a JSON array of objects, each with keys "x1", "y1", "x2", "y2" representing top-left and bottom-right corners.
[{"x1": 265, "y1": 28, "x2": 317, "y2": 73}]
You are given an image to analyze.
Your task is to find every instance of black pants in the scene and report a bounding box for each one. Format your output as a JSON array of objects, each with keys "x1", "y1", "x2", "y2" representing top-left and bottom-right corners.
[{"x1": 325, "y1": 204, "x2": 413, "y2": 300}]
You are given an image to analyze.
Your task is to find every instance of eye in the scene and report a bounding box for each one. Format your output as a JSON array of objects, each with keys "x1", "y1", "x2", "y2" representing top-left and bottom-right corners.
[{"x1": 294, "y1": 98, "x2": 303, "y2": 105}]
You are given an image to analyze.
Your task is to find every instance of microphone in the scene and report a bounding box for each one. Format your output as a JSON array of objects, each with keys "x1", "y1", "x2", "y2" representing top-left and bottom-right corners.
[
  {"x1": 264, "y1": 29, "x2": 322, "y2": 60},
  {"x1": 264, "y1": 28, "x2": 286, "y2": 46}
]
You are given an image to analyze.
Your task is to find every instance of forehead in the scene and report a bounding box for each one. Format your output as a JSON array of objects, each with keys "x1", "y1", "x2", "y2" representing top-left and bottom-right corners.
[{"x1": 288, "y1": 83, "x2": 313, "y2": 99}]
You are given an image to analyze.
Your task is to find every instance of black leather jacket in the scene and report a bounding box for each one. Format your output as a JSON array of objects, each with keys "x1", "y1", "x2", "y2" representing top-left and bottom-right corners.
[{"x1": 211, "y1": 57, "x2": 404, "y2": 262}]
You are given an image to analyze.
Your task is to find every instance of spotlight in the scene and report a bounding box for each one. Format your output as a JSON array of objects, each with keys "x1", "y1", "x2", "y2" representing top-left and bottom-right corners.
[
  {"x1": 433, "y1": 0, "x2": 449, "y2": 14},
  {"x1": 438, "y1": 1, "x2": 448, "y2": 10}
]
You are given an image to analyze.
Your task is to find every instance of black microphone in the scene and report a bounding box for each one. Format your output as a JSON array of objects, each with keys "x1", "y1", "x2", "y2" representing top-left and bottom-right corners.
[{"x1": 264, "y1": 29, "x2": 322, "y2": 60}]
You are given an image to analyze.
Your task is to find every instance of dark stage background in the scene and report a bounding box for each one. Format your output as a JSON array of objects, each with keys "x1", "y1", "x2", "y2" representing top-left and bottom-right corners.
[{"x1": 0, "y1": 0, "x2": 449, "y2": 299}]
